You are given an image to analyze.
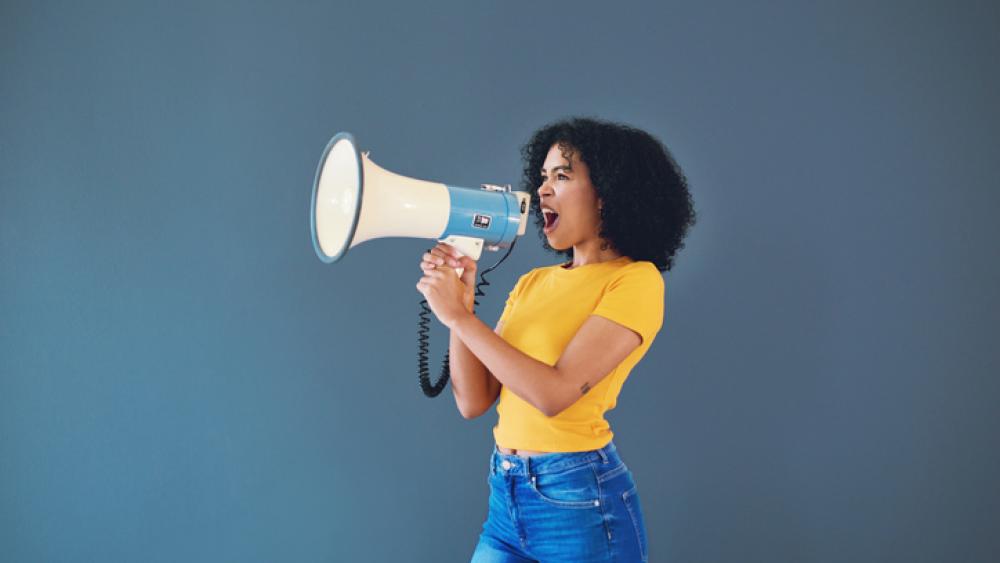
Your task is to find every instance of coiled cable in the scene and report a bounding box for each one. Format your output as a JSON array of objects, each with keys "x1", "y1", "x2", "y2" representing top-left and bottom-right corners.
[{"x1": 417, "y1": 238, "x2": 518, "y2": 397}]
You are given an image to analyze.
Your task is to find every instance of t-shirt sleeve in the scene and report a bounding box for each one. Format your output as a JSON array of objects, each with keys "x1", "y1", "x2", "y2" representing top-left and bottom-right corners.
[{"x1": 591, "y1": 264, "x2": 665, "y2": 346}]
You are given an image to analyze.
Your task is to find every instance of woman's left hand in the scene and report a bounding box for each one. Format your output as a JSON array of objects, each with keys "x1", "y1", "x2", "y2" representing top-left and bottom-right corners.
[{"x1": 416, "y1": 249, "x2": 473, "y2": 330}]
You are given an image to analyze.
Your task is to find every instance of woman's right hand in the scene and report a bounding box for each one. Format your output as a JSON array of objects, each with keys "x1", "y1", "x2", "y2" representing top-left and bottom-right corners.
[{"x1": 421, "y1": 242, "x2": 478, "y2": 312}]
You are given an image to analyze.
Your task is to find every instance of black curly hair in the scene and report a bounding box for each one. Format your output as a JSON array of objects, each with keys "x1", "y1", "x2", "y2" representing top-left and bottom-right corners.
[{"x1": 519, "y1": 116, "x2": 696, "y2": 272}]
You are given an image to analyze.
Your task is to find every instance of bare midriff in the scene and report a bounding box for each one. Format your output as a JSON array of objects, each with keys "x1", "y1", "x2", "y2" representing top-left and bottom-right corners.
[{"x1": 497, "y1": 445, "x2": 550, "y2": 457}]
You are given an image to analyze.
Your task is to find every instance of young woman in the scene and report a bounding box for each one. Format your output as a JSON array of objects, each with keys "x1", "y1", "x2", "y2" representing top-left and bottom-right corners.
[{"x1": 416, "y1": 116, "x2": 696, "y2": 562}]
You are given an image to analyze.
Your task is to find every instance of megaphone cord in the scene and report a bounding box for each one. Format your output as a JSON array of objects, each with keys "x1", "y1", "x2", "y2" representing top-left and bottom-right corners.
[{"x1": 418, "y1": 238, "x2": 519, "y2": 397}]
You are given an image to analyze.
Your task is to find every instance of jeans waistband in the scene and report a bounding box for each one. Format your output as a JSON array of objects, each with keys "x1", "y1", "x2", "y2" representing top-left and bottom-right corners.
[{"x1": 490, "y1": 441, "x2": 621, "y2": 477}]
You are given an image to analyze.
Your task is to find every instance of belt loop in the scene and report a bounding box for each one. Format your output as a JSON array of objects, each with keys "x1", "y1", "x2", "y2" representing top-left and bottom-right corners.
[
  {"x1": 525, "y1": 455, "x2": 533, "y2": 479},
  {"x1": 597, "y1": 446, "x2": 609, "y2": 464}
]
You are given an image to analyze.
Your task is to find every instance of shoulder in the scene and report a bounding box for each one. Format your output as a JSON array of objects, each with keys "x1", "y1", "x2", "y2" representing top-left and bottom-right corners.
[
  {"x1": 611, "y1": 259, "x2": 664, "y2": 287},
  {"x1": 620, "y1": 259, "x2": 661, "y2": 275}
]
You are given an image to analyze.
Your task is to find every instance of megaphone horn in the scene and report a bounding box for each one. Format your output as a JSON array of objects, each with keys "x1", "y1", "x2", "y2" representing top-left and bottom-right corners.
[{"x1": 310, "y1": 132, "x2": 531, "y2": 275}]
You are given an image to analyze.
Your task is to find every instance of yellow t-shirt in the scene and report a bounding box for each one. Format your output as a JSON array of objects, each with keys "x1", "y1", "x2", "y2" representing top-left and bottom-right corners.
[{"x1": 493, "y1": 255, "x2": 665, "y2": 452}]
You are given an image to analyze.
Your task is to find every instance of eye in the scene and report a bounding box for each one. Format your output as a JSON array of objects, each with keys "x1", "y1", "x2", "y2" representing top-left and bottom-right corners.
[{"x1": 540, "y1": 174, "x2": 569, "y2": 182}]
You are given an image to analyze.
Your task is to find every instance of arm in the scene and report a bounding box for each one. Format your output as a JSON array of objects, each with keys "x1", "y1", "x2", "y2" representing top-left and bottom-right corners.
[
  {"x1": 418, "y1": 243, "x2": 501, "y2": 419},
  {"x1": 449, "y1": 320, "x2": 503, "y2": 419},
  {"x1": 450, "y1": 313, "x2": 641, "y2": 417},
  {"x1": 418, "y1": 248, "x2": 651, "y2": 419}
]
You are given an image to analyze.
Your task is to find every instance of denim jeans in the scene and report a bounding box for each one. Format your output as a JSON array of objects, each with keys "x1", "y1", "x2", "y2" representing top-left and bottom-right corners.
[{"x1": 471, "y1": 441, "x2": 648, "y2": 562}]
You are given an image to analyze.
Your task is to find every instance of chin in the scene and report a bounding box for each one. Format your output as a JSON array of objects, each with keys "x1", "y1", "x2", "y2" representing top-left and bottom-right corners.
[{"x1": 545, "y1": 236, "x2": 571, "y2": 251}]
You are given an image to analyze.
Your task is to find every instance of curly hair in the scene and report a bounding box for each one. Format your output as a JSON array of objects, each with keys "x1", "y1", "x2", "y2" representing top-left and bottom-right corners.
[{"x1": 519, "y1": 116, "x2": 696, "y2": 272}]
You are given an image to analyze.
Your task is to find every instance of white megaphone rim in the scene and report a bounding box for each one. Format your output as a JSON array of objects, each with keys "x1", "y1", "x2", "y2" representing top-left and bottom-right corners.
[{"x1": 310, "y1": 131, "x2": 364, "y2": 264}]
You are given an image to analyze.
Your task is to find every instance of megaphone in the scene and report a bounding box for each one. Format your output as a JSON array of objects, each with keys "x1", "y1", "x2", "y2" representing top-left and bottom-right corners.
[{"x1": 310, "y1": 132, "x2": 531, "y2": 276}]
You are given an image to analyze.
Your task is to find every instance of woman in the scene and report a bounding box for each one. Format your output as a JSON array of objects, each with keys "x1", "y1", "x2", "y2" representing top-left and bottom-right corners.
[{"x1": 416, "y1": 116, "x2": 696, "y2": 562}]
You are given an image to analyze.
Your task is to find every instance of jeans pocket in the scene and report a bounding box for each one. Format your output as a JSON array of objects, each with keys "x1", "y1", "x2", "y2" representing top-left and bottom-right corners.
[
  {"x1": 596, "y1": 462, "x2": 629, "y2": 484},
  {"x1": 622, "y1": 486, "x2": 648, "y2": 561},
  {"x1": 528, "y1": 462, "x2": 601, "y2": 509}
]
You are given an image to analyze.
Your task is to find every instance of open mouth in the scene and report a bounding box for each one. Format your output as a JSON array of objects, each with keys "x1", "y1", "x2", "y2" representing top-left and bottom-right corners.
[{"x1": 543, "y1": 210, "x2": 560, "y2": 233}]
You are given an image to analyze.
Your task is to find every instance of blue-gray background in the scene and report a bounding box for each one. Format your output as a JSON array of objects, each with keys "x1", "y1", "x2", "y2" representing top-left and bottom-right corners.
[{"x1": 2, "y1": 1, "x2": 998, "y2": 561}]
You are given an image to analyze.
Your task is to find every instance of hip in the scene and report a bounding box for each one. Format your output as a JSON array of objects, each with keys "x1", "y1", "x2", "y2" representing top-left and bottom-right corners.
[{"x1": 477, "y1": 440, "x2": 649, "y2": 561}]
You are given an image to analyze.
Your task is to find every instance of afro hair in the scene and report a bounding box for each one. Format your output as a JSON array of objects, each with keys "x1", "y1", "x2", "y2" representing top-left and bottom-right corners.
[{"x1": 519, "y1": 116, "x2": 696, "y2": 272}]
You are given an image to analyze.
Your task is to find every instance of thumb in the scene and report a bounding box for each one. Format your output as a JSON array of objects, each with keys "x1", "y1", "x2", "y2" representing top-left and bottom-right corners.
[{"x1": 459, "y1": 256, "x2": 477, "y2": 282}]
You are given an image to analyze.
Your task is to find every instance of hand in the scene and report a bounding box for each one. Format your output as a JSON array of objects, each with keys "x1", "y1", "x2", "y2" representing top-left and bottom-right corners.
[
  {"x1": 419, "y1": 243, "x2": 478, "y2": 312},
  {"x1": 416, "y1": 243, "x2": 478, "y2": 328}
]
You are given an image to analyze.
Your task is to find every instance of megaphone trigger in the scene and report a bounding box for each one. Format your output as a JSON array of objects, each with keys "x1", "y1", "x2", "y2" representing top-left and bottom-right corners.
[{"x1": 438, "y1": 235, "x2": 485, "y2": 278}]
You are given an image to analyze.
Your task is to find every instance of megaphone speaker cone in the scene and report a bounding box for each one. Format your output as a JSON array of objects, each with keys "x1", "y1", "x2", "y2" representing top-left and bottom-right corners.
[{"x1": 310, "y1": 132, "x2": 363, "y2": 263}]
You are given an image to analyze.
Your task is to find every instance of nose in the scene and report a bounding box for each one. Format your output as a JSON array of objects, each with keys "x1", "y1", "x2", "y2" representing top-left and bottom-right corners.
[{"x1": 538, "y1": 178, "x2": 554, "y2": 199}]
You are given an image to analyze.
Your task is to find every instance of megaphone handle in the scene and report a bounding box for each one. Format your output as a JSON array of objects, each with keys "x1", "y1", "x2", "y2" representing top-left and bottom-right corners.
[{"x1": 439, "y1": 235, "x2": 484, "y2": 278}]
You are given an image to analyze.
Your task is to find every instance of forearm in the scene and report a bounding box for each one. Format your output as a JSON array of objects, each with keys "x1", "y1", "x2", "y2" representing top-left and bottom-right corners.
[
  {"x1": 451, "y1": 313, "x2": 562, "y2": 415},
  {"x1": 448, "y1": 321, "x2": 494, "y2": 417}
]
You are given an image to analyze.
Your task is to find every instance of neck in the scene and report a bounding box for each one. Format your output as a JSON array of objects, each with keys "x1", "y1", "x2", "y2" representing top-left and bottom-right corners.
[{"x1": 563, "y1": 239, "x2": 623, "y2": 269}]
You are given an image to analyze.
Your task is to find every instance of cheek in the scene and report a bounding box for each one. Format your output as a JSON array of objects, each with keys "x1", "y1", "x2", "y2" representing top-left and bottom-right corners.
[{"x1": 570, "y1": 201, "x2": 601, "y2": 224}]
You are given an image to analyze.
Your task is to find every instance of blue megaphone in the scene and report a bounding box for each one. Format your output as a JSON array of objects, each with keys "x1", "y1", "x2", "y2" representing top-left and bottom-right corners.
[{"x1": 310, "y1": 132, "x2": 531, "y2": 275}]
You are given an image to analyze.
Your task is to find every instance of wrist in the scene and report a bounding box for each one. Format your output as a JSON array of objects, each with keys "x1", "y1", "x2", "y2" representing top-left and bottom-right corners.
[{"x1": 448, "y1": 309, "x2": 476, "y2": 333}]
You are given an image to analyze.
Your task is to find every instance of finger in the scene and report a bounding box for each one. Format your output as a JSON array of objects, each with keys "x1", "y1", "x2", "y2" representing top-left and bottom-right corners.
[
  {"x1": 425, "y1": 251, "x2": 447, "y2": 266},
  {"x1": 439, "y1": 244, "x2": 464, "y2": 260},
  {"x1": 424, "y1": 262, "x2": 453, "y2": 273},
  {"x1": 437, "y1": 249, "x2": 459, "y2": 265}
]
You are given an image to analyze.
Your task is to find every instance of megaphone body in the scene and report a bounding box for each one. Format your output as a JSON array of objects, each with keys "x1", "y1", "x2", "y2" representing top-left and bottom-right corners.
[{"x1": 311, "y1": 132, "x2": 531, "y2": 275}]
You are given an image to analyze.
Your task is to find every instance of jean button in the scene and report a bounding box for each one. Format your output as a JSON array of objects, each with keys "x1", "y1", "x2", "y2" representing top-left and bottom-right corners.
[{"x1": 501, "y1": 460, "x2": 512, "y2": 470}]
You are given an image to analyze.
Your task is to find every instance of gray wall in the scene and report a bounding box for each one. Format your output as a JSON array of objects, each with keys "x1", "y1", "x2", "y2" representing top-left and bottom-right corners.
[{"x1": 2, "y1": 1, "x2": 997, "y2": 561}]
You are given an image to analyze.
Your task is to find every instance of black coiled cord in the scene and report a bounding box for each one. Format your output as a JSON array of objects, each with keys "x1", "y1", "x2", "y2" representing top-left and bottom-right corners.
[{"x1": 418, "y1": 238, "x2": 518, "y2": 397}]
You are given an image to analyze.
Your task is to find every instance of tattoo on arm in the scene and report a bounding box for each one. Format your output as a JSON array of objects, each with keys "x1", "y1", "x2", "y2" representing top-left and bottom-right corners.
[{"x1": 580, "y1": 382, "x2": 591, "y2": 395}]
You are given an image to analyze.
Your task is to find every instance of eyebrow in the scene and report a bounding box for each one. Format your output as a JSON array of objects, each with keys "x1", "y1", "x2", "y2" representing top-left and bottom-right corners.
[{"x1": 540, "y1": 165, "x2": 572, "y2": 175}]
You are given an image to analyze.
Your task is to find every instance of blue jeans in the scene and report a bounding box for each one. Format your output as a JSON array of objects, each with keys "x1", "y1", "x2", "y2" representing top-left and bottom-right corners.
[{"x1": 471, "y1": 441, "x2": 648, "y2": 562}]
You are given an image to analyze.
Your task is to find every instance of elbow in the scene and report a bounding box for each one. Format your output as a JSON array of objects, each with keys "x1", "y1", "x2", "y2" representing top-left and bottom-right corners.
[
  {"x1": 539, "y1": 400, "x2": 568, "y2": 419},
  {"x1": 538, "y1": 387, "x2": 575, "y2": 417},
  {"x1": 459, "y1": 407, "x2": 481, "y2": 420},
  {"x1": 458, "y1": 402, "x2": 489, "y2": 420}
]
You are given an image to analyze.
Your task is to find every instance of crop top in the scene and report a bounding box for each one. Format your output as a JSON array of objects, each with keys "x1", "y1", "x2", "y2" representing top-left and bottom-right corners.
[{"x1": 492, "y1": 255, "x2": 665, "y2": 452}]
